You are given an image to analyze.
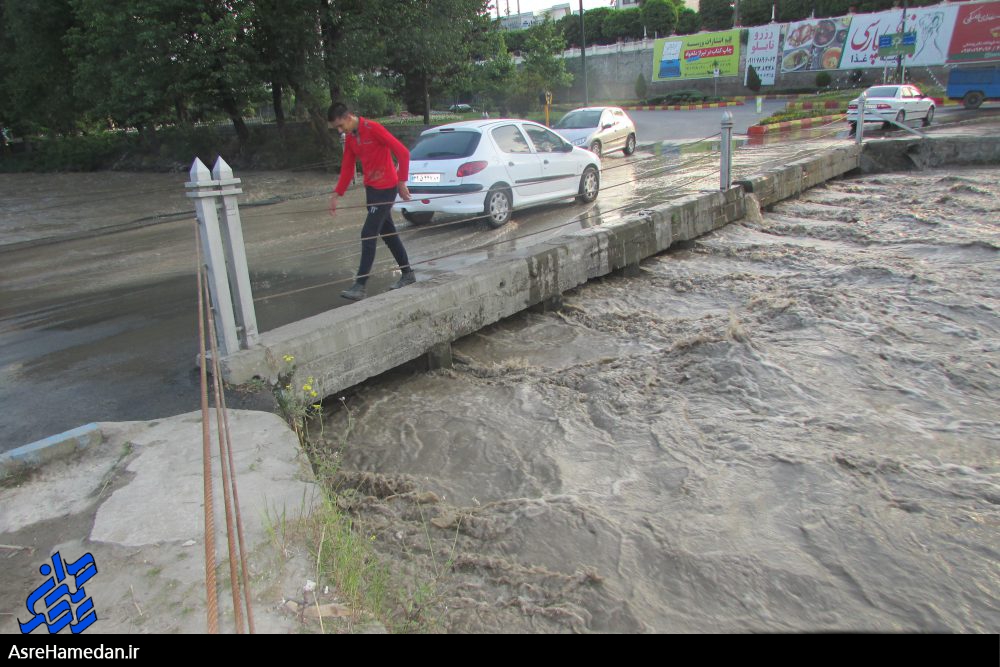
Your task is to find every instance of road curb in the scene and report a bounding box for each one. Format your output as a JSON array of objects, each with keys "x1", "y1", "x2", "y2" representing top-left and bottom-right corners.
[
  {"x1": 1, "y1": 423, "x2": 103, "y2": 477},
  {"x1": 748, "y1": 113, "x2": 846, "y2": 135},
  {"x1": 624, "y1": 101, "x2": 746, "y2": 111}
]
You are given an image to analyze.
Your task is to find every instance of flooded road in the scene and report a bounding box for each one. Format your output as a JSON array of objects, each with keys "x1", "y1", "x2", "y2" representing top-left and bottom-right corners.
[
  {"x1": 317, "y1": 167, "x2": 1000, "y2": 632},
  {"x1": 1, "y1": 136, "x2": 848, "y2": 451}
]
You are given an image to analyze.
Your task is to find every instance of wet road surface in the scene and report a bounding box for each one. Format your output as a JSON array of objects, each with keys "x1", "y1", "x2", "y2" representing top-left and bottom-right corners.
[{"x1": 0, "y1": 117, "x2": 995, "y2": 451}]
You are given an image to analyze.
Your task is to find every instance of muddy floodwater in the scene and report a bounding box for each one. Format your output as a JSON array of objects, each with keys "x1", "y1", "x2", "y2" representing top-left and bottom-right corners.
[{"x1": 317, "y1": 167, "x2": 1000, "y2": 633}]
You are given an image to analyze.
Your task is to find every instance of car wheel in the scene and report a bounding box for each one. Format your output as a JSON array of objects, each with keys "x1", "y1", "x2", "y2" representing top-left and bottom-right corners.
[
  {"x1": 623, "y1": 134, "x2": 636, "y2": 156},
  {"x1": 922, "y1": 105, "x2": 935, "y2": 127},
  {"x1": 589, "y1": 140, "x2": 601, "y2": 157},
  {"x1": 402, "y1": 211, "x2": 434, "y2": 225},
  {"x1": 963, "y1": 91, "x2": 984, "y2": 110},
  {"x1": 484, "y1": 186, "x2": 512, "y2": 228},
  {"x1": 883, "y1": 110, "x2": 904, "y2": 129},
  {"x1": 848, "y1": 121, "x2": 858, "y2": 134},
  {"x1": 577, "y1": 166, "x2": 600, "y2": 203}
]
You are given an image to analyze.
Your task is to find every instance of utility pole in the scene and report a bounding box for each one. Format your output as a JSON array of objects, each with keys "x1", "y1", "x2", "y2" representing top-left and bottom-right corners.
[
  {"x1": 580, "y1": 0, "x2": 589, "y2": 105},
  {"x1": 734, "y1": 0, "x2": 741, "y2": 27},
  {"x1": 898, "y1": 0, "x2": 908, "y2": 83}
]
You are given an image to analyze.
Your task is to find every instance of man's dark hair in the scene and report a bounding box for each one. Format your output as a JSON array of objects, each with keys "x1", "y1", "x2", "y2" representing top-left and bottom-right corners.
[{"x1": 328, "y1": 102, "x2": 350, "y2": 121}]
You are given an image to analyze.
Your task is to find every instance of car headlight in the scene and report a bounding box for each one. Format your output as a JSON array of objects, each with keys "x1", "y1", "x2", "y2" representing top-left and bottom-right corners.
[{"x1": 572, "y1": 138, "x2": 586, "y2": 146}]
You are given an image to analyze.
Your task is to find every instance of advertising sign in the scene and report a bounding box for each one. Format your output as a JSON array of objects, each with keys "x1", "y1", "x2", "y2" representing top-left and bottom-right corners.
[
  {"x1": 842, "y1": 5, "x2": 958, "y2": 68},
  {"x1": 780, "y1": 16, "x2": 852, "y2": 73},
  {"x1": 652, "y1": 30, "x2": 741, "y2": 81},
  {"x1": 948, "y1": 1, "x2": 1000, "y2": 62},
  {"x1": 746, "y1": 24, "x2": 781, "y2": 85}
]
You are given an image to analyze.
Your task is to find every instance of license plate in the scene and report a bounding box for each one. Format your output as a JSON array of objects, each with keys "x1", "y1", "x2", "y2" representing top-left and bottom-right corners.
[{"x1": 411, "y1": 173, "x2": 441, "y2": 183}]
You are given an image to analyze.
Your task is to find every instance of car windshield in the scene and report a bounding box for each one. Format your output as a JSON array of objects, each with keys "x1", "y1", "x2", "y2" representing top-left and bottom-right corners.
[
  {"x1": 410, "y1": 130, "x2": 481, "y2": 160},
  {"x1": 866, "y1": 86, "x2": 899, "y2": 98},
  {"x1": 555, "y1": 110, "x2": 602, "y2": 129}
]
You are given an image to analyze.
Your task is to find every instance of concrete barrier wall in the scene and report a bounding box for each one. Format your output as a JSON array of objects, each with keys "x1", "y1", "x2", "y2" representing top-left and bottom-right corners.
[
  {"x1": 221, "y1": 144, "x2": 864, "y2": 392},
  {"x1": 219, "y1": 135, "x2": 996, "y2": 398},
  {"x1": 860, "y1": 135, "x2": 1000, "y2": 173}
]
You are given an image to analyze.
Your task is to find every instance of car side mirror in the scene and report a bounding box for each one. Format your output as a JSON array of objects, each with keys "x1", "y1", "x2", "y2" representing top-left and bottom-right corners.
[
  {"x1": 560, "y1": 142, "x2": 573, "y2": 153},
  {"x1": 602, "y1": 123, "x2": 613, "y2": 130}
]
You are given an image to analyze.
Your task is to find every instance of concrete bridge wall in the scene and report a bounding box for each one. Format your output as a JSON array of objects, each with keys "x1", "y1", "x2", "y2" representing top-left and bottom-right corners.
[{"x1": 220, "y1": 135, "x2": 1000, "y2": 401}]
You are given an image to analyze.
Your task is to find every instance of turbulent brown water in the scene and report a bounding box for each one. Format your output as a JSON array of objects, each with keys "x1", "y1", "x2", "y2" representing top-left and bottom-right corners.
[{"x1": 318, "y1": 167, "x2": 1000, "y2": 633}]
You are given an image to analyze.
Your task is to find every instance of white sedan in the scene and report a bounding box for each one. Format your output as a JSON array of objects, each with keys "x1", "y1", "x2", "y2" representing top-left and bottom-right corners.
[
  {"x1": 553, "y1": 106, "x2": 638, "y2": 157},
  {"x1": 394, "y1": 119, "x2": 601, "y2": 229},
  {"x1": 846, "y1": 84, "x2": 936, "y2": 131}
]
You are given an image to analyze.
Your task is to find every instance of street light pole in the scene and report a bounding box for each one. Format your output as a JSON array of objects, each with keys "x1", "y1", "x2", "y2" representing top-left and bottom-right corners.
[
  {"x1": 899, "y1": 0, "x2": 908, "y2": 83},
  {"x1": 580, "y1": 0, "x2": 589, "y2": 105}
]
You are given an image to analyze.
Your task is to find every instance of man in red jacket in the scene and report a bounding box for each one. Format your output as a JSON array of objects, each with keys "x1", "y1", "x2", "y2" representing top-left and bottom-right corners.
[{"x1": 328, "y1": 102, "x2": 416, "y2": 301}]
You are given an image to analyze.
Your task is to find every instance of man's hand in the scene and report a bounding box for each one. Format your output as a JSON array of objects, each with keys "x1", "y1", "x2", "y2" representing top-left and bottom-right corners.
[
  {"x1": 398, "y1": 183, "x2": 412, "y2": 202},
  {"x1": 329, "y1": 192, "x2": 341, "y2": 216}
]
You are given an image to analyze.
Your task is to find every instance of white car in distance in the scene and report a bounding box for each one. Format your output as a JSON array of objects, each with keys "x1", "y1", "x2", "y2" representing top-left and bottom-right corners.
[
  {"x1": 553, "y1": 106, "x2": 637, "y2": 157},
  {"x1": 846, "y1": 84, "x2": 936, "y2": 131},
  {"x1": 394, "y1": 119, "x2": 601, "y2": 229}
]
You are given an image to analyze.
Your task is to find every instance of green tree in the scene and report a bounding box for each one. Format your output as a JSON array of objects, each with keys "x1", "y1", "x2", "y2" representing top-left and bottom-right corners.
[
  {"x1": 251, "y1": 0, "x2": 376, "y2": 152},
  {"x1": 477, "y1": 30, "x2": 517, "y2": 114},
  {"x1": 746, "y1": 64, "x2": 761, "y2": 92},
  {"x1": 2, "y1": 0, "x2": 79, "y2": 135},
  {"x1": 249, "y1": 0, "x2": 326, "y2": 128},
  {"x1": 699, "y1": 0, "x2": 734, "y2": 31},
  {"x1": 514, "y1": 17, "x2": 573, "y2": 112},
  {"x1": 739, "y1": 0, "x2": 775, "y2": 26},
  {"x1": 635, "y1": 72, "x2": 648, "y2": 102},
  {"x1": 68, "y1": 0, "x2": 260, "y2": 145},
  {"x1": 583, "y1": 7, "x2": 614, "y2": 45},
  {"x1": 67, "y1": 0, "x2": 181, "y2": 141},
  {"x1": 387, "y1": 0, "x2": 489, "y2": 123},
  {"x1": 604, "y1": 8, "x2": 644, "y2": 41},
  {"x1": 503, "y1": 26, "x2": 529, "y2": 53},
  {"x1": 557, "y1": 12, "x2": 581, "y2": 48},
  {"x1": 676, "y1": 8, "x2": 701, "y2": 35},
  {"x1": 642, "y1": 0, "x2": 679, "y2": 38}
]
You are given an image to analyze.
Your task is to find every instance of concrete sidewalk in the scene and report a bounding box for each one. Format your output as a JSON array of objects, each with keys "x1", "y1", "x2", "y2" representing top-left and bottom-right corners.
[{"x1": 1, "y1": 410, "x2": 323, "y2": 634}]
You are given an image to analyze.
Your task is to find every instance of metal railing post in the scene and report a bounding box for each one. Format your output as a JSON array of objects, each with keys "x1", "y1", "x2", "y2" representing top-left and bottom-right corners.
[
  {"x1": 855, "y1": 92, "x2": 866, "y2": 144},
  {"x1": 212, "y1": 157, "x2": 259, "y2": 348},
  {"x1": 187, "y1": 158, "x2": 240, "y2": 356},
  {"x1": 720, "y1": 111, "x2": 734, "y2": 191}
]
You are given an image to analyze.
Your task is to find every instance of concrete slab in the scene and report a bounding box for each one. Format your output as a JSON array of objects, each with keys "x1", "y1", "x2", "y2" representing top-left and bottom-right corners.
[{"x1": 0, "y1": 410, "x2": 321, "y2": 634}]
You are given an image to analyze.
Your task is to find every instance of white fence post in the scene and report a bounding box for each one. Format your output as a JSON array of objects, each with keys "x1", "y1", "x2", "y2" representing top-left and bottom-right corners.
[
  {"x1": 720, "y1": 111, "x2": 734, "y2": 191},
  {"x1": 212, "y1": 157, "x2": 259, "y2": 348},
  {"x1": 185, "y1": 158, "x2": 240, "y2": 356},
  {"x1": 855, "y1": 91, "x2": 867, "y2": 144}
]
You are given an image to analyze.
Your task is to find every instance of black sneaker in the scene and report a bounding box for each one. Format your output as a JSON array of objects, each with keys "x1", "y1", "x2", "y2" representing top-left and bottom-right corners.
[
  {"x1": 340, "y1": 281, "x2": 367, "y2": 301},
  {"x1": 389, "y1": 271, "x2": 416, "y2": 290}
]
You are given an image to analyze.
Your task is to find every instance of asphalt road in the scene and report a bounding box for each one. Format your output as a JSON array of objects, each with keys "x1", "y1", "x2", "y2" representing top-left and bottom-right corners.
[{"x1": 1, "y1": 105, "x2": 997, "y2": 452}]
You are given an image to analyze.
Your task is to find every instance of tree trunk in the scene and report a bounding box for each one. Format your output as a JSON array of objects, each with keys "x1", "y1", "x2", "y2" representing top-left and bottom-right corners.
[
  {"x1": 319, "y1": 0, "x2": 342, "y2": 104},
  {"x1": 174, "y1": 98, "x2": 189, "y2": 124},
  {"x1": 138, "y1": 122, "x2": 160, "y2": 152},
  {"x1": 272, "y1": 81, "x2": 285, "y2": 128},
  {"x1": 290, "y1": 81, "x2": 338, "y2": 171},
  {"x1": 423, "y1": 73, "x2": 431, "y2": 125},
  {"x1": 220, "y1": 93, "x2": 250, "y2": 146}
]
